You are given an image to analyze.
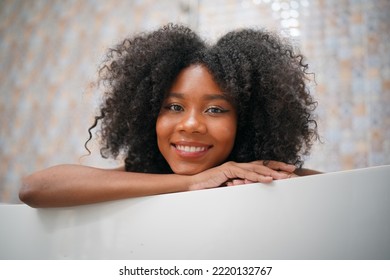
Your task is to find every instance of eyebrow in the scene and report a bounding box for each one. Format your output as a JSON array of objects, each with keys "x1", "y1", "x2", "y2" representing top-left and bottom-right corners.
[{"x1": 167, "y1": 92, "x2": 231, "y2": 102}]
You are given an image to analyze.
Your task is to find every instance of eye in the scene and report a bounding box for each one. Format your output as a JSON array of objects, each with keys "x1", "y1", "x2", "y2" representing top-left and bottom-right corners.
[
  {"x1": 166, "y1": 104, "x2": 184, "y2": 112},
  {"x1": 206, "y1": 106, "x2": 229, "y2": 114}
]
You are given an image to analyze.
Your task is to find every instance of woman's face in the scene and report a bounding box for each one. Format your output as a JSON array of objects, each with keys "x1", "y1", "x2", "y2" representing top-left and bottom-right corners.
[{"x1": 156, "y1": 64, "x2": 237, "y2": 175}]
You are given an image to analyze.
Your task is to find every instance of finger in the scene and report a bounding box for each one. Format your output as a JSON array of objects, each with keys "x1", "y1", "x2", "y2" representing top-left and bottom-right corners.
[
  {"x1": 227, "y1": 179, "x2": 260, "y2": 186},
  {"x1": 232, "y1": 179, "x2": 245, "y2": 185},
  {"x1": 232, "y1": 179, "x2": 259, "y2": 186},
  {"x1": 242, "y1": 163, "x2": 289, "y2": 180},
  {"x1": 224, "y1": 166, "x2": 274, "y2": 183},
  {"x1": 220, "y1": 162, "x2": 276, "y2": 183},
  {"x1": 255, "y1": 160, "x2": 296, "y2": 172},
  {"x1": 226, "y1": 162, "x2": 283, "y2": 181},
  {"x1": 276, "y1": 171, "x2": 299, "y2": 180},
  {"x1": 244, "y1": 179, "x2": 256, "y2": 184}
]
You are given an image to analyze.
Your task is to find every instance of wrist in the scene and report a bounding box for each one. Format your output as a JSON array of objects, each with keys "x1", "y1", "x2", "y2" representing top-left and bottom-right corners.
[{"x1": 162, "y1": 173, "x2": 193, "y2": 193}]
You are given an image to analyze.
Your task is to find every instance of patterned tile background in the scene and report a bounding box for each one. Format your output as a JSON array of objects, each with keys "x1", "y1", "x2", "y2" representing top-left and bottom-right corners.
[{"x1": 1, "y1": 0, "x2": 389, "y2": 204}]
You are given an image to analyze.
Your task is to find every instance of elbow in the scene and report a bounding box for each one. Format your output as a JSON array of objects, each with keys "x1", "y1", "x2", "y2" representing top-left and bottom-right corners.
[
  {"x1": 19, "y1": 175, "x2": 42, "y2": 208},
  {"x1": 294, "y1": 168, "x2": 323, "y2": 176}
]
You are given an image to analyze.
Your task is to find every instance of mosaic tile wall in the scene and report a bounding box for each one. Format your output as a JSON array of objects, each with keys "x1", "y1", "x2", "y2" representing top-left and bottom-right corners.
[{"x1": 1, "y1": 0, "x2": 389, "y2": 203}]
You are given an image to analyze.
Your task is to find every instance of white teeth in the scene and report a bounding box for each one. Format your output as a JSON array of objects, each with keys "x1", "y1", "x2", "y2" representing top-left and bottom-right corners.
[{"x1": 176, "y1": 145, "x2": 207, "y2": 152}]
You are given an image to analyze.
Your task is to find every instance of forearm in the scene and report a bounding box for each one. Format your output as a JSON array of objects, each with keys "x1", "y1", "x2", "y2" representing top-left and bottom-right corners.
[
  {"x1": 19, "y1": 164, "x2": 190, "y2": 208},
  {"x1": 19, "y1": 161, "x2": 310, "y2": 208}
]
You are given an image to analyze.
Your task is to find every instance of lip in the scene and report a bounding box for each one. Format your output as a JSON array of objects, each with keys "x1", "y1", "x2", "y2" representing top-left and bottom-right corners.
[{"x1": 171, "y1": 141, "x2": 212, "y2": 158}]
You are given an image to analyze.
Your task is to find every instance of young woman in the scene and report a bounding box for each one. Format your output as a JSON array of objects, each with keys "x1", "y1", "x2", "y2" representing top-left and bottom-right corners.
[{"x1": 19, "y1": 24, "x2": 319, "y2": 208}]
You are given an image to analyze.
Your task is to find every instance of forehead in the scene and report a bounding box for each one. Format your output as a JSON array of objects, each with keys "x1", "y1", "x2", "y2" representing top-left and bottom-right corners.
[{"x1": 169, "y1": 64, "x2": 223, "y2": 95}]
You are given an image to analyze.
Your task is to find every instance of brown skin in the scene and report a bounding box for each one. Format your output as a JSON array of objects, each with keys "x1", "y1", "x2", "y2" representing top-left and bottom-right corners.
[
  {"x1": 19, "y1": 160, "x2": 297, "y2": 208},
  {"x1": 157, "y1": 65, "x2": 237, "y2": 175},
  {"x1": 19, "y1": 65, "x2": 320, "y2": 208}
]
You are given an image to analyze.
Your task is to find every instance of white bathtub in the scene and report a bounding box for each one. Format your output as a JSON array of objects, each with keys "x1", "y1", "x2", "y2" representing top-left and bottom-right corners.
[{"x1": 1, "y1": 165, "x2": 389, "y2": 259}]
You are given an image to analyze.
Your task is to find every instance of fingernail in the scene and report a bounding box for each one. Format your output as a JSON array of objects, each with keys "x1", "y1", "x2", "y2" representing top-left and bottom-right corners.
[{"x1": 288, "y1": 164, "x2": 296, "y2": 170}]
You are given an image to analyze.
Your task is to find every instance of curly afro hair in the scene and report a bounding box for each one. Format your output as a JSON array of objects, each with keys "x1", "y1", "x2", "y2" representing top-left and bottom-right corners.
[{"x1": 86, "y1": 23, "x2": 318, "y2": 173}]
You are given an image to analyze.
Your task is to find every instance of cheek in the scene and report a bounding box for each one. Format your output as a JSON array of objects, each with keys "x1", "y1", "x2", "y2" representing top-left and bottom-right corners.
[
  {"x1": 156, "y1": 116, "x2": 169, "y2": 138},
  {"x1": 213, "y1": 118, "x2": 237, "y2": 146},
  {"x1": 223, "y1": 126, "x2": 237, "y2": 147},
  {"x1": 156, "y1": 115, "x2": 175, "y2": 152},
  {"x1": 156, "y1": 118, "x2": 166, "y2": 158},
  {"x1": 227, "y1": 116, "x2": 238, "y2": 138}
]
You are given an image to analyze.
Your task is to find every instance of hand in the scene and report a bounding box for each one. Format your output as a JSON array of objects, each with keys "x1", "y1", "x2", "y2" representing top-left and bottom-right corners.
[
  {"x1": 189, "y1": 160, "x2": 296, "y2": 190},
  {"x1": 225, "y1": 160, "x2": 298, "y2": 186}
]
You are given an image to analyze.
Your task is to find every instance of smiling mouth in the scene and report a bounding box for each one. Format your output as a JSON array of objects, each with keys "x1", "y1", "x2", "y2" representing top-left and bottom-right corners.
[
  {"x1": 172, "y1": 144, "x2": 212, "y2": 155},
  {"x1": 175, "y1": 145, "x2": 208, "y2": 152}
]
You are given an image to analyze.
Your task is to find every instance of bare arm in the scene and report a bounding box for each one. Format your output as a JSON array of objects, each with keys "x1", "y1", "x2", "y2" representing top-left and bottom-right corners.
[
  {"x1": 19, "y1": 161, "x2": 297, "y2": 208},
  {"x1": 19, "y1": 164, "x2": 192, "y2": 208}
]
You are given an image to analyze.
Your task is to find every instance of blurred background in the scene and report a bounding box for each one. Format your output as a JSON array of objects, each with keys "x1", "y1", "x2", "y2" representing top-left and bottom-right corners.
[{"x1": 1, "y1": 0, "x2": 389, "y2": 204}]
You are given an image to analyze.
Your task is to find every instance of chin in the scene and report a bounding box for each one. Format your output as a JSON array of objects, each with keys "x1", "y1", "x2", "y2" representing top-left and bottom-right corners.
[{"x1": 171, "y1": 165, "x2": 208, "y2": 175}]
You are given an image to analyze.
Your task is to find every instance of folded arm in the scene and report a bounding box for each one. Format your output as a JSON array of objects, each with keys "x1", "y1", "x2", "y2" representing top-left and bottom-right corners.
[
  {"x1": 19, "y1": 161, "x2": 318, "y2": 208},
  {"x1": 19, "y1": 164, "x2": 189, "y2": 208}
]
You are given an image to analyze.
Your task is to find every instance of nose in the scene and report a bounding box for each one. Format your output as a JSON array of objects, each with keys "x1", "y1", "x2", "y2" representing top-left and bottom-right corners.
[{"x1": 177, "y1": 110, "x2": 207, "y2": 134}]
